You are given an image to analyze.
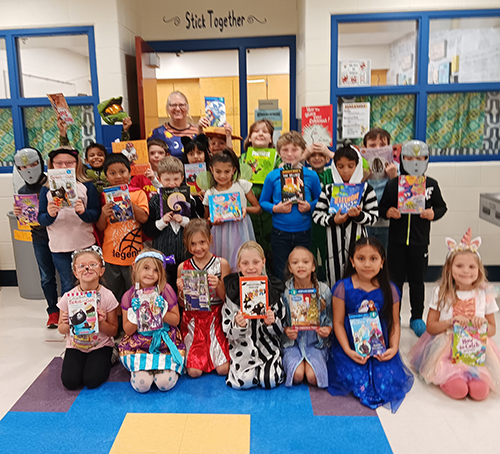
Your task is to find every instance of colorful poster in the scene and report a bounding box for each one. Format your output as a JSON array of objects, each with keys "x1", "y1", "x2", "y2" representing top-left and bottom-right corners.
[
  {"x1": 359, "y1": 146, "x2": 394, "y2": 180},
  {"x1": 338, "y1": 60, "x2": 371, "y2": 87},
  {"x1": 47, "y1": 93, "x2": 74, "y2": 124},
  {"x1": 301, "y1": 105, "x2": 333, "y2": 146},
  {"x1": 452, "y1": 321, "x2": 487, "y2": 366},
  {"x1": 205, "y1": 97, "x2": 226, "y2": 127},
  {"x1": 328, "y1": 183, "x2": 364, "y2": 214},
  {"x1": 48, "y1": 168, "x2": 79, "y2": 207},
  {"x1": 281, "y1": 168, "x2": 304, "y2": 203},
  {"x1": 159, "y1": 186, "x2": 191, "y2": 218},
  {"x1": 398, "y1": 175, "x2": 426, "y2": 214},
  {"x1": 112, "y1": 139, "x2": 149, "y2": 176},
  {"x1": 243, "y1": 148, "x2": 277, "y2": 185},
  {"x1": 240, "y1": 276, "x2": 269, "y2": 319},
  {"x1": 348, "y1": 310, "x2": 386, "y2": 357},
  {"x1": 184, "y1": 162, "x2": 206, "y2": 195},
  {"x1": 208, "y1": 192, "x2": 243, "y2": 223},
  {"x1": 182, "y1": 270, "x2": 211, "y2": 311},
  {"x1": 288, "y1": 288, "x2": 320, "y2": 330},
  {"x1": 103, "y1": 185, "x2": 134, "y2": 223},
  {"x1": 14, "y1": 194, "x2": 39, "y2": 227}
]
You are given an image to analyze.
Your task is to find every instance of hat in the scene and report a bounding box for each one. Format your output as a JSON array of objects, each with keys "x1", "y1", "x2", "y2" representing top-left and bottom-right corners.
[
  {"x1": 48, "y1": 147, "x2": 80, "y2": 161},
  {"x1": 204, "y1": 127, "x2": 242, "y2": 141}
]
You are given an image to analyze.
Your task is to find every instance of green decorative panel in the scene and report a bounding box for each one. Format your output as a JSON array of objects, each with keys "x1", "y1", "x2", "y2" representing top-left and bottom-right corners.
[{"x1": 0, "y1": 108, "x2": 16, "y2": 164}]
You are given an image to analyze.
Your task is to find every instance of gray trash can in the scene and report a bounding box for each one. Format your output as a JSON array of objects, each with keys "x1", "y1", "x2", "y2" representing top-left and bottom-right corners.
[{"x1": 7, "y1": 211, "x2": 44, "y2": 300}]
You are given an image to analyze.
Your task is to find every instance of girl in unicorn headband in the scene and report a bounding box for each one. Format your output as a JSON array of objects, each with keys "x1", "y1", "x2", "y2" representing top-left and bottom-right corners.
[{"x1": 409, "y1": 228, "x2": 500, "y2": 401}]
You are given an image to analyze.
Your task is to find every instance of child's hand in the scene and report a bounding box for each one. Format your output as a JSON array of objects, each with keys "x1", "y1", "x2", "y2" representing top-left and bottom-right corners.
[
  {"x1": 332, "y1": 211, "x2": 349, "y2": 225},
  {"x1": 101, "y1": 202, "x2": 114, "y2": 219},
  {"x1": 97, "y1": 308, "x2": 107, "y2": 323},
  {"x1": 144, "y1": 167, "x2": 155, "y2": 180},
  {"x1": 74, "y1": 199, "x2": 85, "y2": 215},
  {"x1": 162, "y1": 212, "x2": 174, "y2": 224},
  {"x1": 375, "y1": 347, "x2": 397, "y2": 362},
  {"x1": 59, "y1": 310, "x2": 69, "y2": 325},
  {"x1": 297, "y1": 200, "x2": 311, "y2": 213},
  {"x1": 316, "y1": 326, "x2": 332, "y2": 338},
  {"x1": 264, "y1": 309, "x2": 275, "y2": 326},
  {"x1": 273, "y1": 201, "x2": 293, "y2": 214},
  {"x1": 235, "y1": 310, "x2": 247, "y2": 328},
  {"x1": 176, "y1": 277, "x2": 184, "y2": 293},
  {"x1": 452, "y1": 315, "x2": 469, "y2": 328},
  {"x1": 420, "y1": 208, "x2": 434, "y2": 220},
  {"x1": 347, "y1": 205, "x2": 361, "y2": 218},
  {"x1": 224, "y1": 122, "x2": 233, "y2": 137},
  {"x1": 284, "y1": 326, "x2": 298, "y2": 340},
  {"x1": 385, "y1": 163, "x2": 398, "y2": 179},
  {"x1": 57, "y1": 115, "x2": 67, "y2": 136},
  {"x1": 198, "y1": 116, "x2": 210, "y2": 132},
  {"x1": 207, "y1": 273, "x2": 220, "y2": 290},
  {"x1": 239, "y1": 207, "x2": 247, "y2": 220},
  {"x1": 386, "y1": 207, "x2": 401, "y2": 219},
  {"x1": 172, "y1": 213, "x2": 183, "y2": 223},
  {"x1": 13, "y1": 204, "x2": 22, "y2": 217},
  {"x1": 471, "y1": 316, "x2": 487, "y2": 329},
  {"x1": 47, "y1": 201, "x2": 61, "y2": 217},
  {"x1": 347, "y1": 349, "x2": 369, "y2": 365},
  {"x1": 122, "y1": 116, "x2": 132, "y2": 132}
]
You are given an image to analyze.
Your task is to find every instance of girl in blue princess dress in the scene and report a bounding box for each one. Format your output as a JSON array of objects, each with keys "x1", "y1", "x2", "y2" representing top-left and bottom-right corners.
[{"x1": 328, "y1": 237, "x2": 414, "y2": 412}]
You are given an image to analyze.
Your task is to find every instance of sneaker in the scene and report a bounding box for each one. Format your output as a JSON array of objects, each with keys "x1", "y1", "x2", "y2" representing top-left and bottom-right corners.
[
  {"x1": 47, "y1": 312, "x2": 59, "y2": 329},
  {"x1": 111, "y1": 343, "x2": 120, "y2": 365},
  {"x1": 410, "y1": 318, "x2": 426, "y2": 337}
]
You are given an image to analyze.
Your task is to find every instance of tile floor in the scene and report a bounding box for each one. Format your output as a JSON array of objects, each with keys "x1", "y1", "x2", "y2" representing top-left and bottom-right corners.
[{"x1": 0, "y1": 284, "x2": 499, "y2": 454}]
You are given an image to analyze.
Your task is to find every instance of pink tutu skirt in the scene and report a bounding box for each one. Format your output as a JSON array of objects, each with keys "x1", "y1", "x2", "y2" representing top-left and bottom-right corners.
[{"x1": 408, "y1": 331, "x2": 500, "y2": 393}]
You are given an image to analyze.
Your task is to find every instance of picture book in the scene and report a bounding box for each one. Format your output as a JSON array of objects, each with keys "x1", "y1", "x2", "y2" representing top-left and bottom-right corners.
[
  {"x1": 112, "y1": 139, "x2": 149, "y2": 176},
  {"x1": 240, "y1": 276, "x2": 269, "y2": 319},
  {"x1": 398, "y1": 175, "x2": 426, "y2": 214},
  {"x1": 451, "y1": 321, "x2": 487, "y2": 366},
  {"x1": 301, "y1": 105, "x2": 333, "y2": 147},
  {"x1": 185, "y1": 162, "x2": 206, "y2": 195},
  {"x1": 281, "y1": 168, "x2": 304, "y2": 203},
  {"x1": 67, "y1": 290, "x2": 99, "y2": 336},
  {"x1": 47, "y1": 93, "x2": 74, "y2": 124},
  {"x1": 348, "y1": 310, "x2": 386, "y2": 357},
  {"x1": 135, "y1": 285, "x2": 163, "y2": 333},
  {"x1": 48, "y1": 168, "x2": 79, "y2": 207},
  {"x1": 243, "y1": 147, "x2": 277, "y2": 185},
  {"x1": 288, "y1": 288, "x2": 320, "y2": 330},
  {"x1": 182, "y1": 270, "x2": 211, "y2": 311},
  {"x1": 159, "y1": 186, "x2": 191, "y2": 218},
  {"x1": 13, "y1": 194, "x2": 39, "y2": 227},
  {"x1": 328, "y1": 183, "x2": 364, "y2": 214},
  {"x1": 205, "y1": 96, "x2": 226, "y2": 127},
  {"x1": 359, "y1": 145, "x2": 394, "y2": 180},
  {"x1": 103, "y1": 185, "x2": 134, "y2": 223},
  {"x1": 208, "y1": 192, "x2": 243, "y2": 223}
]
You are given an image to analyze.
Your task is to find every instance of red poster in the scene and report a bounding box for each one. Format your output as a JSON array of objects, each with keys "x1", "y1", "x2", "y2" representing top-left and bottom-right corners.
[{"x1": 301, "y1": 105, "x2": 333, "y2": 147}]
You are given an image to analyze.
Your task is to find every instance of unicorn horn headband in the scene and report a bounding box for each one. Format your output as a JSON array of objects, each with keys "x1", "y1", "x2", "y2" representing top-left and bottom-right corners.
[{"x1": 445, "y1": 228, "x2": 481, "y2": 258}]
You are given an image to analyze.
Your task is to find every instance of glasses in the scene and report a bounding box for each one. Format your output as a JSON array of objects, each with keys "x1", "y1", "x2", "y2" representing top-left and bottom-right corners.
[
  {"x1": 53, "y1": 160, "x2": 77, "y2": 167},
  {"x1": 168, "y1": 103, "x2": 188, "y2": 110},
  {"x1": 75, "y1": 262, "x2": 100, "y2": 271}
]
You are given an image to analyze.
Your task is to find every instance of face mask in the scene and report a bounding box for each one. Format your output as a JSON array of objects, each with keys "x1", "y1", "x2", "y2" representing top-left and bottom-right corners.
[
  {"x1": 401, "y1": 140, "x2": 429, "y2": 176},
  {"x1": 14, "y1": 148, "x2": 44, "y2": 185}
]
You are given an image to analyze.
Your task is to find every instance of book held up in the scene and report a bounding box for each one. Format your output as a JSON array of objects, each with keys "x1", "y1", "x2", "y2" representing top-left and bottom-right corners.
[
  {"x1": 348, "y1": 309, "x2": 386, "y2": 357},
  {"x1": 103, "y1": 185, "x2": 134, "y2": 223},
  {"x1": 48, "y1": 168, "x2": 79, "y2": 207},
  {"x1": 398, "y1": 175, "x2": 426, "y2": 214},
  {"x1": 208, "y1": 192, "x2": 243, "y2": 223},
  {"x1": 240, "y1": 276, "x2": 269, "y2": 319},
  {"x1": 135, "y1": 285, "x2": 163, "y2": 333},
  {"x1": 288, "y1": 288, "x2": 320, "y2": 330},
  {"x1": 452, "y1": 321, "x2": 487, "y2": 367},
  {"x1": 67, "y1": 290, "x2": 99, "y2": 336},
  {"x1": 182, "y1": 270, "x2": 211, "y2": 311},
  {"x1": 281, "y1": 168, "x2": 304, "y2": 203}
]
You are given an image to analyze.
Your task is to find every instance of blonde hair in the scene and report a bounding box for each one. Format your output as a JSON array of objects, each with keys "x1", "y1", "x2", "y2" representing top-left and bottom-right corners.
[
  {"x1": 183, "y1": 219, "x2": 212, "y2": 251},
  {"x1": 276, "y1": 130, "x2": 306, "y2": 154},
  {"x1": 436, "y1": 250, "x2": 487, "y2": 311},
  {"x1": 157, "y1": 156, "x2": 184, "y2": 177},
  {"x1": 237, "y1": 241, "x2": 265, "y2": 266},
  {"x1": 131, "y1": 247, "x2": 167, "y2": 290},
  {"x1": 244, "y1": 120, "x2": 275, "y2": 151}
]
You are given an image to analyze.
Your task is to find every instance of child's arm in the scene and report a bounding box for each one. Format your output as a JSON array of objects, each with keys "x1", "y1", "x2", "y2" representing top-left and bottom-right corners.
[
  {"x1": 38, "y1": 187, "x2": 60, "y2": 226},
  {"x1": 259, "y1": 172, "x2": 277, "y2": 214},
  {"x1": 98, "y1": 307, "x2": 118, "y2": 337},
  {"x1": 312, "y1": 187, "x2": 335, "y2": 226},
  {"x1": 421, "y1": 180, "x2": 447, "y2": 221},
  {"x1": 142, "y1": 196, "x2": 171, "y2": 239},
  {"x1": 376, "y1": 301, "x2": 400, "y2": 362},
  {"x1": 208, "y1": 258, "x2": 230, "y2": 301},
  {"x1": 485, "y1": 313, "x2": 496, "y2": 337},
  {"x1": 122, "y1": 308, "x2": 138, "y2": 336},
  {"x1": 426, "y1": 308, "x2": 454, "y2": 335},
  {"x1": 245, "y1": 190, "x2": 261, "y2": 215},
  {"x1": 176, "y1": 264, "x2": 186, "y2": 309},
  {"x1": 58, "y1": 310, "x2": 70, "y2": 335},
  {"x1": 224, "y1": 123, "x2": 233, "y2": 149},
  {"x1": 307, "y1": 170, "x2": 322, "y2": 212},
  {"x1": 163, "y1": 304, "x2": 180, "y2": 327},
  {"x1": 262, "y1": 292, "x2": 286, "y2": 336},
  {"x1": 96, "y1": 202, "x2": 112, "y2": 231},
  {"x1": 121, "y1": 117, "x2": 132, "y2": 141},
  {"x1": 57, "y1": 115, "x2": 70, "y2": 146},
  {"x1": 378, "y1": 179, "x2": 399, "y2": 220},
  {"x1": 76, "y1": 183, "x2": 101, "y2": 223},
  {"x1": 132, "y1": 203, "x2": 148, "y2": 223}
]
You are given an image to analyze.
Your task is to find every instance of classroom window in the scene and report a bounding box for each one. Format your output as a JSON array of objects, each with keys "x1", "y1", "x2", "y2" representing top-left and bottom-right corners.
[
  {"x1": 0, "y1": 108, "x2": 15, "y2": 165},
  {"x1": 0, "y1": 38, "x2": 9, "y2": 99}
]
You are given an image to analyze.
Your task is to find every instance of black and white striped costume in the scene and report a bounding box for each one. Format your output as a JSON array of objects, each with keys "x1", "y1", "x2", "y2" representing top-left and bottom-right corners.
[{"x1": 222, "y1": 273, "x2": 285, "y2": 389}]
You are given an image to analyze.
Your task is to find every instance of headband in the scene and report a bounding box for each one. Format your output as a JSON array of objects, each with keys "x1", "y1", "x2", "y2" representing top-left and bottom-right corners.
[
  {"x1": 49, "y1": 147, "x2": 80, "y2": 161},
  {"x1": 71, "y1": 245, "x2": 104, "y2": 268},
  {"x1": 445, "y1": 228, "x2": 481, "y2": 258},
  {"x1": 135, "y1": 251, "x2": 176, "y2": 268}
]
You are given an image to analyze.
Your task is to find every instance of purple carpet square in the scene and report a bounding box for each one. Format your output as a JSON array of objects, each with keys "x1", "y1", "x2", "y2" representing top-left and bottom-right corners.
[
  {"x1": 309, "y1": 387, "x2": 376, "y2": 416},
  {"x1": 10, "y1": 357, "x2": 80, "y2": 413},
  {"x1": 108, "y1": 363, "x2": 129, "y2": 382}
]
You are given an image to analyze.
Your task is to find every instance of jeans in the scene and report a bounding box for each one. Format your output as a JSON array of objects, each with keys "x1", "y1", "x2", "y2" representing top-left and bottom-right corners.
[
  {"x1": 271, "y1": 228, "x2": 312, "y2": 280},
  {"x1": 32, "y1": 240, "x2": 59, "y2": 315},
  {"x1": 51, "y1": 251, "x2": 75, "y2": 296}
]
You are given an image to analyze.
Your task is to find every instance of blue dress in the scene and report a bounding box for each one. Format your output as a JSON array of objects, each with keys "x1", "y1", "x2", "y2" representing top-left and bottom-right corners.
[{"x1": 327, "y1": 277, "x2": 414, "y2": 412}]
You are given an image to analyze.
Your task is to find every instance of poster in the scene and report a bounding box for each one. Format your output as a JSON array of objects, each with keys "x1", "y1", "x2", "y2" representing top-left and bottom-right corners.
[
  {"x1": 301, "y1": 105, "x2": 333, "y2": 146},
  {"x1": 339, "y1": 60, "x2": 371, "y2": 87},
  {"x1": 342, "y1": 102, "x2": 370, "y2": 139}
]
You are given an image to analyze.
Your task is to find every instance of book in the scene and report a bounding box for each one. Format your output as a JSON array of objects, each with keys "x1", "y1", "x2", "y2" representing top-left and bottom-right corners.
[
  {"x1": 288, "y1": 288, "x2": 320, "y2": 330},
  {"x1": 281, "y1": 168, "x2": 304, "y2": 203},
  {"x1": 398, "y1": 175, "x2": 426, "y2": 214},
  {"x1": 103, "y1": 184, "x2": 134, "y2": 223},
  {"x1": 451, "y1": 321, "x2": 487, "y2": 366},
  {"x1": 328, "y1": 183, "x2": 364, "y2": 214},
  {"x1": 348, "y1": 310, "x2": 386, "y2": 357},
  {"x1": 111, "y1": 139, "x2": 149, "y2": 176},
  {"x1": 159, "y1": 186, "x2": 191, "y2": 218},
  {"x1": 184, "y1": 162, "x2": 206, "y2": 195},
  {"x1": 243, "y1": 147, "x2": 277, "y2": 185},
  {"x1": 204, "y1": 96, "x2": 226, "y2": 127},
  {"x1": 240, "y1": 276, "x2": 269, "y2": 319},
  {"x1": 301, "y1": 105, "x2": 333, "y2": 147},
  {"x1": 135, "y1": 285, "x2": 163, "y2": 333},
  {"x1": 47, "y1": 93, "x2": 74, "y2": 124},
  {"x1": 48, "y1": 168, "x2": 79, "y2": 207},
  {"x1": 359, "y1": 145, "x2": 394, "y2": 180},
  {"x1": 67, "y1": 290, "x2": 99, "y2": 336},
  {"x1": 13, "y1": 194, "x2": 39, "y2": 227},
  {"x1": 182, "y1": 270, "x2": 211, "y2": 311},
  {"x1": 208, "y1": 192, "x2": 243, "y2": 223}
]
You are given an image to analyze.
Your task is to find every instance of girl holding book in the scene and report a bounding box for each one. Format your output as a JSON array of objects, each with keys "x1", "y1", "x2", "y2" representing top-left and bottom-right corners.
[
  {"x1": 282, "y1": 247, "x2": 332, "y2": 388},
  {"x1": 57, "y1": 246, "x2": 119, "y2": 390},
  {"x1": 222, "y1": 241, "x2": 286, "y2": 389},
  {"x1": 328, "y1": 237, "x2": 413, "y2": 412},
  {"x1": 409, "y1": 229, "x2": 500, "y2": 401},
  {"x1": 176, "y1": 219, "x2": 231, "y2": 378},
  {"x1": 119, "y1": 248, "x2": 185, "y2": 393},
  {"x1": 203, "y1": 148, "x2": 261, "y2": 271}
]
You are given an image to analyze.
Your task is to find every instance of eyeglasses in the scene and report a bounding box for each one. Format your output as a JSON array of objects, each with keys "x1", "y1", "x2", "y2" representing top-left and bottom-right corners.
[
  {"x1": 168, "y1": 103, "x2": 188, "y2": 110},
  {"x1": 75, "y1": 262, "x2": 100, "y2": 271},
  {"x1": 53, "y1": 160, "x2": 77, "y2": 167}
]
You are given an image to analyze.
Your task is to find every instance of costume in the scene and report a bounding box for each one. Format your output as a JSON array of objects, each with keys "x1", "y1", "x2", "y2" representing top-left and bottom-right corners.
[
  {"x1": 148, "y1": 123, "x2": 198, "y2": 159},
  {"x1": 282, "y1": 278, "x2": 332, "y2": 388},
  {"x1": 203, "y1": 179, "x2": 256, "y2": 272},
  {"x1": 180, "y1": 256, "x2": 230, "y2": 372},
  {"x1": 85, "y1": 168, "x2": 108, "y2": 193},
  {"x1": 223, "y1": 272, "x2": 285, "y2": 389},
  {"x1": 327, "y1": 277, "x2": 414, "y2": 412}
]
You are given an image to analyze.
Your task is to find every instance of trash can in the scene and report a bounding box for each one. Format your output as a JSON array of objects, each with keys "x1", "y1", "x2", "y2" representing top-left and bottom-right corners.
[{"x1": 7, "y1": 211, "x2": 44, "y2": 300}]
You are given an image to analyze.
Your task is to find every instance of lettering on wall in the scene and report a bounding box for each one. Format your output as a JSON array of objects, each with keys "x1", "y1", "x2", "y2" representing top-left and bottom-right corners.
[{"x1": 163, "y1": 10, "x2": 267, "y2": 34}]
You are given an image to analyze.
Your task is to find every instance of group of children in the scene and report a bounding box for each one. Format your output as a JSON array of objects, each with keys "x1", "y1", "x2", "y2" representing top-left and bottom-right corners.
[{"x1": 12, "y1": 101, "x2": 500, "y2": 411}]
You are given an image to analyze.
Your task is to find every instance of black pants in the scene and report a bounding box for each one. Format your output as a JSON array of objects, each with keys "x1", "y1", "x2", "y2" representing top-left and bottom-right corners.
[
  {"x1": 387, "y1": 243, "x2": 428, "y2": 320},
  {"x1": 61, "y1": 346, "x2": 113, "y2": 390}
]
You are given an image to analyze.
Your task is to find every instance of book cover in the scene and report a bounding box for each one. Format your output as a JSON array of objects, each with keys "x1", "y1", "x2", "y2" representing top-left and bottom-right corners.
[
  {"x1": 48, "y1": 168, "x2": 79, "y2": 207},
  {"x1": 182, "y1": 270, "x2": 211, "y2": 311},
  {"x1": 301, "y1": 105, "x2": 333, "y2": 147},
  {"x1": 159, "y1": 186, "x2": 192, "y2": 218},
  {"x1": 348, "y1": 310, "x2": 386, "y2": 357},
  {"x1": 359, "y1": 145, "x2": 394, "y2": 180},
  {"x1": 328, "y1": 183, "x2": 364, "y2": 214},
  {"x1": 288, "y1": 288, "x2": 320, "y2": 330},
  {"x1": 67, "y1": 290, "x2": 99, "y2": 336},
  {"x1": 208, "y1": 192, "x2": 243, "y2": 223},
  {"x1": 244, "y1": 148, "x2": 277, "y2": 185},
  {"x1": 451, "y1": 321, "x2": 487, "y2": 366},
  {"x1": 14, "y1": 194, "x2": 39, "y2": 227},
  {"x1": 240, "y1": 276, "x2": 269, "y2": 319},
  {"x1": 135, "y1": 285, "x2": 163, "y2": 333},
  {"x1": 185, "y1": 162, "x2": 206, "y2": 195},
  {"x1": 103, "y1": 184, "x2": 134, "y2": 223},
  {"x1": 112, "y1": 139, "x2": 149, "y2": 176},
  {"x1": 205, "y1": 96, "x2": 226, "y2": 127},
  {"x1": 398, "y1": 175, "x2": 426, "y2": 214},
  {"x1": 47, "y1": 93, "x2": 74, "y2": 124},
  {"x1": 281, "y1": 168, "x2": 304, "y2": 203}
]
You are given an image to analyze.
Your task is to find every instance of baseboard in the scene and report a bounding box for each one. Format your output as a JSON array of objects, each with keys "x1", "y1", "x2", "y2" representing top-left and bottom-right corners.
[{"x1": 0, "y1": 270, "x2": 17, "y2": 287}]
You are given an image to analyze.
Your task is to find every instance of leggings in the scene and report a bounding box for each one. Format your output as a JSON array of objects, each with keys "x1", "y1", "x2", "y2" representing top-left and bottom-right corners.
[{"x1": 61, "y1": 346, "x2": 113, "y2": 390}]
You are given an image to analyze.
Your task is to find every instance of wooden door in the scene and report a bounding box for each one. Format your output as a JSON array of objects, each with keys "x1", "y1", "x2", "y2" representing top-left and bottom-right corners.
[{"x1": 136, "y1": 36, "x2": 158, "y2": 139}]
